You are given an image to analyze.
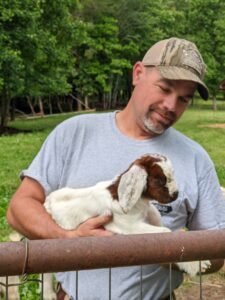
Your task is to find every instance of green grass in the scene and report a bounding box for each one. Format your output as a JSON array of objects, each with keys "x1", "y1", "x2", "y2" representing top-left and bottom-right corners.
[
  {"x1": 174, "y1": 108, "x2": 225, "y2": 186},
  {"x1": 0, "y1": 112, "x2": 83, "y2": 240},
  {"x1": 1, "y1": 108, "x2": 225, "y2": 241},
  {"x1": 9, "y1": 111, "x2": 90, "y2": 132},
  {"x1": 0, "y1": 107, "x2": 225, "y2": 299}
]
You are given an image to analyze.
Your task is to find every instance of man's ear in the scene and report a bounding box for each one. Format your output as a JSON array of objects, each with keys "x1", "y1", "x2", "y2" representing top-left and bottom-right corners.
[{"x1": 132, "y1": 62, "x2": 146, "y2": 86}]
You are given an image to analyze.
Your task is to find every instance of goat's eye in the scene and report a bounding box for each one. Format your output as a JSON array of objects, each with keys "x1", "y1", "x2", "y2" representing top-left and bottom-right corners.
[{"x1": 153, "y1": 177, "x2": 166, "y2": 186}]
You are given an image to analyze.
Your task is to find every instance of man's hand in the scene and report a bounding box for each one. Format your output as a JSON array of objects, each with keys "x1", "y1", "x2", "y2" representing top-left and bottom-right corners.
[{"x1": 65, "y1": 214, "x2": 114, "y2": 238}]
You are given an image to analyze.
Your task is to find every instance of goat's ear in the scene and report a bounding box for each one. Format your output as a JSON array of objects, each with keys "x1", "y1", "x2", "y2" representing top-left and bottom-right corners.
[{"x1": 118, "y1": 165, "x2": 147, "y2": 213}]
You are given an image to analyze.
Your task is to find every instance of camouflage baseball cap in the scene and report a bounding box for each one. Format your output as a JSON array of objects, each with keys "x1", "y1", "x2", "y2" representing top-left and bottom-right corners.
[{"x1": 142, "y1": 37, "x2": 209, "y2": 100}]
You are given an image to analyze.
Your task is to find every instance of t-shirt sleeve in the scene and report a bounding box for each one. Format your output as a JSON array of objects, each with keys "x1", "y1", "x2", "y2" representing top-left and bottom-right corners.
[
  {"x1": 21, "y1": 126, "x2": 66, "y2": 196},
  {"x1": 188, "y1": 165, "x2": 225, "y2": 230}
]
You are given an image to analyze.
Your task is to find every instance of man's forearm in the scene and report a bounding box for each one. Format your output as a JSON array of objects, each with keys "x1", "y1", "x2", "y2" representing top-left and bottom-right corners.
[{"x1": 7, "y1": 196, "x2": 71, "y2": 240}]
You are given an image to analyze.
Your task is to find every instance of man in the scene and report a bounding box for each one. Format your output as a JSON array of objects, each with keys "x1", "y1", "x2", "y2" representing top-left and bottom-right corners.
[{"x1": 7, "y1": 37, "x2": 225, "y2": 300}]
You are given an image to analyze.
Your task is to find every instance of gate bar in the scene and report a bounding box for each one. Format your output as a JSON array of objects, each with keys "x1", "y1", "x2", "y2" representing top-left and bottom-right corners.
[{"x1": 0, "y1": 229, "x2": 225, "y2": 276}]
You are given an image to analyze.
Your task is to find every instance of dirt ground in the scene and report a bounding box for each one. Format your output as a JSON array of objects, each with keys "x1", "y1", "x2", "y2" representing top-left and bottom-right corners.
[
  {"x1": 199, "y1": 123, "x2": 225, "y2": 129},
  {"x1": 175, "y1": 269, "x2": 225, "y2": 300}
]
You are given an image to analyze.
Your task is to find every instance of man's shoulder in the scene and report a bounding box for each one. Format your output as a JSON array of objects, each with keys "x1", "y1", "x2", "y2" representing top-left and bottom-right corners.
[
  {"x1": 63, "y1": 111, "x2": 112, "y2": 125},
  {"x1": 169, "y1": 127, "x2": 207, "y2": 153},
  {"x1": 168, "y1": 127, "x2": 212, "y2": 167},
  {"x1": 55, "y1": 111, "x2": 114, "y2": 132}
]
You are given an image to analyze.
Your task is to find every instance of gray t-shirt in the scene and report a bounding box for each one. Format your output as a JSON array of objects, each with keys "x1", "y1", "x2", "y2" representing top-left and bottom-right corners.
[{"x1": 22, "y1": 112, "x2": 225, "y2": 300}]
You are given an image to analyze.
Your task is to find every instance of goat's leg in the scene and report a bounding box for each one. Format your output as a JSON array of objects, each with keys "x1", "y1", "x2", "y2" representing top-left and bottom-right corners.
[
  {"x1": 132, "y1": 223, "x2": 171, "y2": 234},
  {"x1": 43, "y1": 273, "x2": 56, "y2": 300},
  {"x1": 176, "y1": 260, "x2": 211, "y2": 277}
]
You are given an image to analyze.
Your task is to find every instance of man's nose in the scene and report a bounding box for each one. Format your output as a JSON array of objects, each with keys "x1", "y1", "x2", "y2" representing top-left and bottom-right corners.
[{"x1": 163, "y1": 95, "x2": 177, "y2": 112}]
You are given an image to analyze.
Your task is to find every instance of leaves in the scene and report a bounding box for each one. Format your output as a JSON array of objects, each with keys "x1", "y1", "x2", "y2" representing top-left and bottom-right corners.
[
  {"x1": 0, "y1": 0, "x2": 80, "y2": 127},
  {"x1": 1, "y1": 0, "x2": 225, "y2": 119},
  {"x1": 73, "y1": 16, "x2": 131, "y2": 103}
]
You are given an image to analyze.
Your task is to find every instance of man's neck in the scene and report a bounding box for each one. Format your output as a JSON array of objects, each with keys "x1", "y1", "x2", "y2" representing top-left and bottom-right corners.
[{"x1": 115, "y1": 110, "x2": 158, "y2": 140}]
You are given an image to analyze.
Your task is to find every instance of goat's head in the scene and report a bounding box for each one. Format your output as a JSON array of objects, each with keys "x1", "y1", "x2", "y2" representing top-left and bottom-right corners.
[{"x1": 109, "y1": 154, "x2": 178, "y2": 213}]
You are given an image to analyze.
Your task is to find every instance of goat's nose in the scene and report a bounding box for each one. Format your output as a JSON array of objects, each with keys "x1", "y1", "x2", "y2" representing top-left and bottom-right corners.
[{"x1": 172, "y1": 191, "x2": 179, "y2": 200}]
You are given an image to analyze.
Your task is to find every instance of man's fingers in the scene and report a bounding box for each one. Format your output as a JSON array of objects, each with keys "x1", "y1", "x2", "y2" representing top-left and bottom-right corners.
[
  {"x1": 93, "y1": 228, "x2": 114, "y2": 237},
  {"x1": 75, "y1": 214, "x2": 114, "y2": 237},
  {"x1": 90, "y1": 214, "x2": 112, "y2": 228}
]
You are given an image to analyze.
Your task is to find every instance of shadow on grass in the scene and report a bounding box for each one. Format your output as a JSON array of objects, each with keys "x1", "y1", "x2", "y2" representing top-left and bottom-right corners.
[{"x1": 0, "y1": 127, "x2": 33, "y2": 136}]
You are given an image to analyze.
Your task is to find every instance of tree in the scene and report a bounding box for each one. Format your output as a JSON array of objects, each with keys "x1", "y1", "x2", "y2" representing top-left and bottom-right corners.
[
  {"x1": 0, "y1": 0, "x2": 39, "y2": 130},
  {"x1": 185, "y1": 0, "x2": 225, "y2": 107},
  {"x1": 73, "y1": 17, "x2": 132, "y2": 109},
  {"x1": 1, "y1": 0, "x2": 224, "y2": 118},
  {"x1": 21, "y1": 0, "x2": 81, "y2": 114},
  {"x1": 0, "y1": 0, "x2": 80, "y2": 131}
]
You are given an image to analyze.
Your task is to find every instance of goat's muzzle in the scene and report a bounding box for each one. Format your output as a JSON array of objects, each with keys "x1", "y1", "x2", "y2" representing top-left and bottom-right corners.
[{"x1": 171, "y1": 191, "x2": 179, "y2": 201}]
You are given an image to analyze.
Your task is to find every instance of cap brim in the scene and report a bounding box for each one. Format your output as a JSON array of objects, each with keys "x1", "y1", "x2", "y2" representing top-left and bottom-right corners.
[{"x1": 156, "y1": 66, "x2": 209, "y2": 100}]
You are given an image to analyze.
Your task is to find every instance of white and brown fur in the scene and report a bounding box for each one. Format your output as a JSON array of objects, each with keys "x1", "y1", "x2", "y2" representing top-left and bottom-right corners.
[
  {"x1": 45, "y1": 154, "x2": 178, "y2": 234},
  {"x1": 45, "y1": 154, "x2": 210, "y2": 276}
]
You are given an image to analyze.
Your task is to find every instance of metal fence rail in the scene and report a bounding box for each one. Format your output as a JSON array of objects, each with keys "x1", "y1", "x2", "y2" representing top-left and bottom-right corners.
[{"x1": 1, "y1": 229, "x2": 225, "y2": 276}]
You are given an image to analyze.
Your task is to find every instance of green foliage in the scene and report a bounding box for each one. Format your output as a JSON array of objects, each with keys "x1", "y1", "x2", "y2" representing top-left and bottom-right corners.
[
  {"x1": 23, "y1": 0, "x2": 77, "y2": 96},
  {"x1": 0, "y1": 1, "x2": 40, "y2": 107},
  {"x1": 75, "y1": 0, "x2": 225, "y2": 107},
  {"x1": 73, "y1": 16, "x2": 131, "y2": 105},
  {"x1": 185, "y1": 0, "x2": 225, "y2": 96},
  {"x1": 19, "y1": 275, "x2": 42, "y2": 300},
  {"x1": 1, "y1": 0, "x2": 225, "y2": 122},
  {"x1": 0, "y1": 0, "x2": 80, "y2": 128}
]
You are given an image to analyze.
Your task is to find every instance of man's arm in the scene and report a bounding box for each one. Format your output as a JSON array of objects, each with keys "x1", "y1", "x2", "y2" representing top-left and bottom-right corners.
[{"x1": 7, "y1": 177, "x2": 113, "y2": 240}]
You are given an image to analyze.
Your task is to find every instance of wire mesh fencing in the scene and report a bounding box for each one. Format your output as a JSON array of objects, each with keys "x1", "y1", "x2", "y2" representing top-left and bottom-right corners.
[{"x1": 1, "y1": 265, "x2": 225, "y2": 300}]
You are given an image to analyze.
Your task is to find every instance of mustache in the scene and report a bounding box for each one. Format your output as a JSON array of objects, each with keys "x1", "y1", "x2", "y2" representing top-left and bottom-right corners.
[{"x1": 147, "y1": 105, "x2": 177, "y2": 122}]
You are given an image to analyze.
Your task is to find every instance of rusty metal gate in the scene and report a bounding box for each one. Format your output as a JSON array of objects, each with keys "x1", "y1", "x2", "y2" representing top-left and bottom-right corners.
[{"x1": 1, "y1": 230, "x2": 225, "y2": 299}]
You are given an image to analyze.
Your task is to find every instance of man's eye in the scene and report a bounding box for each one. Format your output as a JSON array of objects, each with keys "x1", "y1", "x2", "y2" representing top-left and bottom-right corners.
[
  {"x1": 158, "y1": 85, "x2": 170, "y2": 93},
  {"x1": 179, "y1": 96, "x2": 191, "y2": 104}
]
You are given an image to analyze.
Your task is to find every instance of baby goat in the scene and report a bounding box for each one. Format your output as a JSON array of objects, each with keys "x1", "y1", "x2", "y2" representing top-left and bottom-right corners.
[
  {"x1": 45, "y1": 153, "x2": 210, "y2": 276},
  {"x1": 45, "y1": 154, "x2": 178, "y2": 234}
]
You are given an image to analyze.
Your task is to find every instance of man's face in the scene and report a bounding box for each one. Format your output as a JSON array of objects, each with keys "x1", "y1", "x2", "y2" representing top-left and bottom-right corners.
[{"x1": 131, "y1": 65, "x2": 197, "y2": 137}]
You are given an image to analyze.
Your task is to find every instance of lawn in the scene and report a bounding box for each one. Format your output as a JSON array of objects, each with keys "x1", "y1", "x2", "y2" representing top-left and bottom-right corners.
[
  {"x1": 0, "y1": 108, "x2": 225, "y2": 240},
  {"x1": 174, "y1": 108, "x2": 225, "y2": 186},
  {"x1": 0, "y1": 112, "x2": 84, "y2": 240}
]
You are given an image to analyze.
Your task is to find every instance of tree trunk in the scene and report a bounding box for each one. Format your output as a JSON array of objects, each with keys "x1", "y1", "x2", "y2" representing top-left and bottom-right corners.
[
  {"x1": 27, "y1": 96, "x2": 36, "y2": 115},
  {"x1": 212, "y1": 95, "x2": 217, "y2": 111},
  {"x1": 0, "y1": 95, "x2": 11, "y2": 131},
  {"x1": 84, "y1": 95, "x2": 89, "y2": 110},
  {"x1": 48, "y1": 97, "x2": 53, "y2": 115},
  {"x1": 69, "y1": 94, "x2": 91, "y2": 111},
  {"x1": 10, "y1": 99, "x2": 16, "y2": 121},
  {"x1": 67, "y1": 97, "x2": 73, "y2": 112},
  {"x1": 112, "y1": 75, "x2": 120, "y2": 108},
  {"x1": 38, "y1": 96, "x2": 44, "y2": 115},
  {"x1": 77, "y1": 100, "x2": 82, "y2": 111},
  {"x1": 57, "y1": 97, "x2": 64, "y2": 113},
  {"x1": 106, "y1": 77, "x2": 113, "y2": 110},
  {"x1": 102, "y1": 93, "x2": 107, "y2": 110},
  {"x1": 107, "y1": 90, "x2": 112, "y2": 109}
]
